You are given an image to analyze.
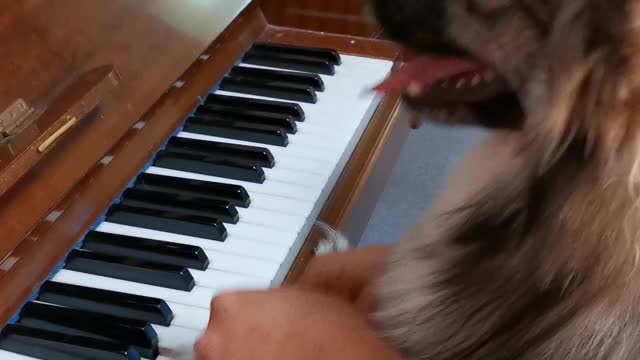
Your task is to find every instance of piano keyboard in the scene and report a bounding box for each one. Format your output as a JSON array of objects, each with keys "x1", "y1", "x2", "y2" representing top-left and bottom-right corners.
[{"x1": 0, "y1": 42, "x2": 393, "y2": 359}]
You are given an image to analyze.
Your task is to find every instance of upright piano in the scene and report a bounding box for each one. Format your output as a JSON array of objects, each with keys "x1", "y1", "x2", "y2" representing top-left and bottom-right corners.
[{"x1": 0, "y1": 1, "x2": 409, "y2": 358}]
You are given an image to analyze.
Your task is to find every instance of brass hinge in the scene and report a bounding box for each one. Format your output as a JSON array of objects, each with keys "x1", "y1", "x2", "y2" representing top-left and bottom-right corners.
[{"x1": 0, "y1": 99, "x2": 35, "y2": 139}]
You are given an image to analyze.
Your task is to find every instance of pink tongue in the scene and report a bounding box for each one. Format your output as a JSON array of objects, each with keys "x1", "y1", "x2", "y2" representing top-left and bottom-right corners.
[{"x1": 374, "y1": 56, "x2": 485, "y2": 93}]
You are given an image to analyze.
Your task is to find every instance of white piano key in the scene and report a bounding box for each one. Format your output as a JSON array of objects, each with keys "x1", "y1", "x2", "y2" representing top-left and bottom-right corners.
[
  {"x1": 154, "y1": 324, "x2": 202, "y2": 356},
  {"x1": 146, "y1": 166, "x2": 321, "y2": 202},
  {"x1": 53, "y1": 270, "x2": 217, "y2": 309},
  {"x1": 263, "y1": 167, "x2": 326, "y2": 189},
  {"x1": 204, "y1": 249, "x2": 279, "y2": 279},
  {"x1": 238, "y1": 55, "x2": 382, "y2": 94},
  {"x1": 177, "y1": 131, "x2": 337, "y2": 165},
  {"x1": 249, "y1": 192, "x2": 314, "y2": 215},
  {"x1": 286, "y1": 132, "x2": 348, "y2": 154},
  {"x1": 177, "y1": 131, "x2": 335, "y2": 177},
  {"x1": 107, "y1": 202, "x2": 299, "y2": 247},
  {"x1": 222, "y1": 56, "x2": 388, "y2": 114},
  {"x1": 219, "y1": 56, "x2": 394, "y2": 285},
  {"x1": 96, "y1": 222, "x2": 289, "y2": 261},
  {"x1": 216, "y1": 90, "x2": 364, "y2": 132},
  {"x1": 271, "y1": 153, "x2": 333, "y2": 175},
  {"x1": 226, "y1": 222, "x2": 298, "y2": 246},
  {"x1": 86, "y1": 226, "x2": 281, "y2": 279},
  {"x1": 237, "y1": 207, "x2": 306, "y2": 232},
  {"x1": 1, "y1": 307, "x2": 205, "y2": 360},
  {"x1": 296, "y1": 122, "x2": 351, "y2": 140},
  {"x1": 166, "y1": 301, "x2": 209, "y2": 330},
  {"x1": 190, "y1": 268, "x2": 270, "y2": 290},
  {"x1": 0, "y1": 350, "x2": 40, "y2": 360}
]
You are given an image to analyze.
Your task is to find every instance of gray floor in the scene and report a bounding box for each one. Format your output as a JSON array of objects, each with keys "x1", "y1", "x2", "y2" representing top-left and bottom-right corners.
[{"x1": 359, "y1": 122, "x2": 486, "y2": 247}]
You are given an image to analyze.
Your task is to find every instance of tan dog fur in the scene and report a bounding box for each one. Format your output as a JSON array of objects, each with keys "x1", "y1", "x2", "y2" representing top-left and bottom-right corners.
[{"x1": 369, "y1": 0, "x2": 640, "y2": 358}]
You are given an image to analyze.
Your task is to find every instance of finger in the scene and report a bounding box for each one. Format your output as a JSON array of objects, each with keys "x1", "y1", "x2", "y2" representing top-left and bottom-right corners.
[
  {"x1": 296, "y1": 252, "x2": 354, "y2": 287},
  {"x1": 210, "y1": 290, "x2": 260, "y2": 314},
  {"x1": 194, "y1": 331, "x2": 224, "y2": 360},
  {"x1": 209, "y1": 290, "x2": 273, "y2": 325},
  {"x1": 201, "y1": 291, "x2": 267, "y2": 359},
  {"x1": 305, "y1": 246, "x2": 392, "y2": 277}
]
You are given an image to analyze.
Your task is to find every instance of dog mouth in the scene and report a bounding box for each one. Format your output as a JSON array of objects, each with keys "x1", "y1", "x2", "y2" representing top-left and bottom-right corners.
[{"x1": 374, "y1": 51, "x2": 523, "y2": 129}]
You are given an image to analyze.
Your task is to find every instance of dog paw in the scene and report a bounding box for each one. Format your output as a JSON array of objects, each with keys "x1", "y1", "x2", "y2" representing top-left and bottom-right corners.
[{"x1": 313, "y1": 222, "x2": 351, "y2": 255}]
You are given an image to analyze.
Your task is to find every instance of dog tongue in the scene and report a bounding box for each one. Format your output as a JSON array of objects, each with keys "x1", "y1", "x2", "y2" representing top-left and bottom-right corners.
[{"x1": 374, "y1": 56, "x2": 485, "y2": 93}]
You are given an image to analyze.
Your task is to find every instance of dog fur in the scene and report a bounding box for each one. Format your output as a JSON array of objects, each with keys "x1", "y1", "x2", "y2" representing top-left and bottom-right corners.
[{"x1": 369, "y1": 0, "x2": 640, "y2": 359}]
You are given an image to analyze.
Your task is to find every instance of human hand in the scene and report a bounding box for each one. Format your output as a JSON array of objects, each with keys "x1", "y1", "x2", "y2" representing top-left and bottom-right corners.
[
  {"x1": 194, "y1": 287, "x2": 399, "y2": 360},
  {"x1": 295, "y1": 245, "x2": 391, "y2": 313}
]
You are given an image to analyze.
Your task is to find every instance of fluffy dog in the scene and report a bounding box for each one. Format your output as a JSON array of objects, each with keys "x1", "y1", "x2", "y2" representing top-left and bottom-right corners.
[{"x1": 369, "y1": 0, "x2": 640, "y2": 359}]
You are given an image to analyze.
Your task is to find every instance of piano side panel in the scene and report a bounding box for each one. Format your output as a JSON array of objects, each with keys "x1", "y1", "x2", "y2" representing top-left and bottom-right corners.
[
  {"x1": 0, "y1": 4, "x2": 268, "y2": 326},
  {"x1": 0, "y1": 0, "x2": 255, "y2": 262}
]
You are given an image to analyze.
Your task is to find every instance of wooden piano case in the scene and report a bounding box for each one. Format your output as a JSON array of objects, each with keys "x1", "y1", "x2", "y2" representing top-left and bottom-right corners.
[
  {"x1": 0, "y1": 0, "x2": 410, "y2": 328},
  {"x1": 260, "y1": 0, "x2": 382, "y2": 38}
]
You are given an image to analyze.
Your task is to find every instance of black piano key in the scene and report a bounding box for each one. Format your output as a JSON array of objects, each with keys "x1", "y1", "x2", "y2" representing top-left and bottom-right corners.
[
  {"x1": 19, "y1": 302, "x2": 158, "y2": 359},
  {"x1": 252, "y1": 42, "x2": 342, "y2": 65},
  {"x1": 228, "y1": 65, "x2": 325, "y2": 91},
  {"x1": 219, "y1": 76, "x2": 317, "y2": 104},
  {"x1": 243, "y1": 51, "x2": 335, "y2": 76},
  {"x1": 106, "y1": 204, "x2": 228, "y2": 241},
  {"x1": 82, "y1": 231, "x2": 210, "y2": 270},
  {"x1": 194, "y1": 107, "x2": 297, "y2": 134},
  {"x1": 204, "y1": 94, "x2": 305, "y2": 122},
  {"x1": 64, "y1": 249, "x2": 196, "y2": 292},
  {"x1": 199, "y1": 100, "x2": 302, "y2": 126},
  {"x1": 154, "y1": 150, "x2": 265, "y2": 184},
  {"x1": 0, "y1": 324, "x2": 140, "y2": 360},
  {"x1": 120, "y1": 187, "x2": 239, "y2": 224},
  {"x1": 184, "y1": 118, "x2": 289, "y2": 147},
  {"x1": 135, "y1": 173, "x2": 250, "y2": 208},
  {"x1": 166, "y1": 136, "x2": 275, "y2": 168},
  {"x1": 37, "y1": 281, "x2": 174, "y2": 326}
]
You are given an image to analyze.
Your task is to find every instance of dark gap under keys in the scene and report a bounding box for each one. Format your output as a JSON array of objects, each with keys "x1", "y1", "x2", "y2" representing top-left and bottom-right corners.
[
  {"x1": 184, "y1": 118, "x2": 289, "y2": 147},
  {"x1": 194, "y1": 106, "x2": 297, "y2": 134},
  {"x1": 105, "y1": 203, "x2": 228, "y2": 241},
  {"x1": 219, "y1": 76, "x2": 317, "y2": 104},
  {"x1": 82, "y1": 231, "x2": 210, "y2": 270},
  {"x1": 251, "y1": 42, "x2": 342, "y2": 65},
  {"x1": 18, "y1": 302, "x2": 158, "y2": 359},
  {"x1": 119, "y1": 187, "x2": 239, "y2": 224},
  {"x1": 166, "y1": 136, "x2": 275, "y2": 168},
  {"x1": 64, "y1": 249, "x2": 196, "y2": 292},
  {"x1": 135, "y1": 173, "x2": 250, "y2": 208},
  {"x1": 154, "y1": 150, "x2": 266, "y2": 184},
  {"x1": 243, "y1": 50, "x2": 335, "y2": 76},
  {"x1": 204, "y1": 94, "x2": 305, "y2": 121},
  {"x1": 37, "y1": 281, "x2": 174, "y2": 326},
  {"x1": 228, "y1": 65, "x2": 325, "y2": 91}
]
